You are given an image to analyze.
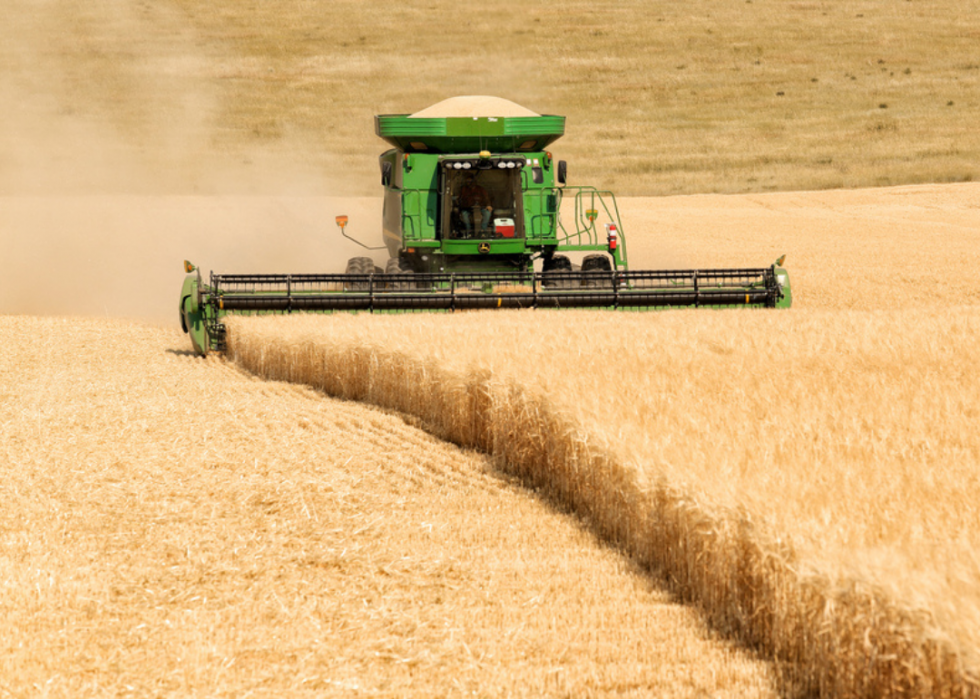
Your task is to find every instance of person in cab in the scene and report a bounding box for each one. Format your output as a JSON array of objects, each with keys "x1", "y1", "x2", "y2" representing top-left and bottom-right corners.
[{"x1": 458, "y1": 174, "x2": 493, "y2": 237}]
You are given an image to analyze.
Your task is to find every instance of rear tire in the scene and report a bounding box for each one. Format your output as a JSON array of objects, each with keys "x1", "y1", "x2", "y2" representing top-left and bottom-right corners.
[
  {"x1": 385, "y1": 257, "x2": 414, "y2": 290},
  {"x1": 344, "y1": 256, "x2": 375, "y2": 291},
  {"x1": 582, "y1": 254, "x2": 613, "y2": 288},
  {"x1": 542, "y1": 254, "x2": 574, "y2": 289}
]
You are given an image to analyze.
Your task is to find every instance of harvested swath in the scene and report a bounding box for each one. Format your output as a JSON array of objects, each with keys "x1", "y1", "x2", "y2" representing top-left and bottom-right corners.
[
  {"x1": 227, "y1": 305, "x2": 980, "y2": 697},
  {"x1": 409, "y1": 95, "x2": 540, "y2": 118},
  {"x1": 0, "y1": 315, "x2": 779, "y2": 696}
]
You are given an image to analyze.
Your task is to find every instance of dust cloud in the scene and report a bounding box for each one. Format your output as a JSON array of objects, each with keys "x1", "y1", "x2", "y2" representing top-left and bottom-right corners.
[{"x1": 0, "y1": 0, "x2": 382, "y2": 323}]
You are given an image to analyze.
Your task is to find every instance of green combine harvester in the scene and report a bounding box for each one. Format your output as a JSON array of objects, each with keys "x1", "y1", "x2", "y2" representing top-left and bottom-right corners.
[{"x1": 180, "y1": 97, "x2": 791, "y2": 356}]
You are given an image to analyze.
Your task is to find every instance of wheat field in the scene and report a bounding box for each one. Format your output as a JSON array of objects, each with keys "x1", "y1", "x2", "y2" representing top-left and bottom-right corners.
[
  {"x1": 222, "y1": 183, "x2": 980, "y2": 696},
  {"x1": 227, "y1": 304, "x2": 980, "y2": 697},
  {"x1": 5, "y1": 0, "x2": 980, "y2": 694},
  {"x1": 2, "y1": 184, "x2": 977, "y2": 696},
  {"x1": 0, "y1": 316, "x2": 783, "y2": 696}
]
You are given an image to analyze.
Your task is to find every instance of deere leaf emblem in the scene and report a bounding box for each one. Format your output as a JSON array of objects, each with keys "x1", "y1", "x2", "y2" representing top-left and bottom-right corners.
[{"x1": 478, "y1": 242, "x2": 491, "y2": 254}]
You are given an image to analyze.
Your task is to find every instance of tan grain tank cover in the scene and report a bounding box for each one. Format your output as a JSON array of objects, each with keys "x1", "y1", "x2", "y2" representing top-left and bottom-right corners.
[{"x1": 409, "y1": 96, "x2": 540, "y2": 118}]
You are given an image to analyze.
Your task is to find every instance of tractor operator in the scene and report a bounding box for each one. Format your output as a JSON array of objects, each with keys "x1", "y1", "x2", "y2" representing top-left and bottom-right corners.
[{"x1": 458, "y1": 174, "x2": 493, "y2": 237}]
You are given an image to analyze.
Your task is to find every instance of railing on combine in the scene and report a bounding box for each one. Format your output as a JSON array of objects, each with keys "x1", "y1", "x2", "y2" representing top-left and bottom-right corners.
[
  {"x1": 400, "y1": 188, "x2": 428, "y2": 239},
  {"x1": 525, "y1": 186, "x2": 629, "y2": 270}
]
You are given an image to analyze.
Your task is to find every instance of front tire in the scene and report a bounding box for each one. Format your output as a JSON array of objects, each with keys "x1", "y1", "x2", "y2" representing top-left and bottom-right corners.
[
  {"x1": 344, "y1": 256, "x2": 375, "y2": 291},
  {"x1": 385, "y1": 257, "x2": 414, "y2": 290},
  {"x1": 542, "y1": 254, "x2": 574, "y2": 289},
  {"x1": 582, "y1": 254, "x2": 613, "y2": 288}
]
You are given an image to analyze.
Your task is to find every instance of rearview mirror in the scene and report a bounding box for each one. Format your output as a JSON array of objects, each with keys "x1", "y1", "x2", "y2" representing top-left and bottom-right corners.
[{"x1": 557, "y1": 160, "x2": 567, "y2": 185}]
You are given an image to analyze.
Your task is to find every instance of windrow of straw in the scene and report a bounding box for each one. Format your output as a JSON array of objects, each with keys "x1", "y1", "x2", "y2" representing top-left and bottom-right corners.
[{"x1": 225, "y1": 311, "x2": 980, "y2": 698}]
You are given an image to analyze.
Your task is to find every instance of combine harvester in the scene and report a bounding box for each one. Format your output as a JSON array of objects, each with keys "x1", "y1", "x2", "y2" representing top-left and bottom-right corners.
[{"x1": 180, "y1": 97, "x2": 791, "y2": 355}]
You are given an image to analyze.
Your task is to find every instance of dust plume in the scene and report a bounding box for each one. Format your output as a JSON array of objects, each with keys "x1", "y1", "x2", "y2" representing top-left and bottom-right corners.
[{"x1": 0, "y1": 0, "x2": 381, "y2": 323}]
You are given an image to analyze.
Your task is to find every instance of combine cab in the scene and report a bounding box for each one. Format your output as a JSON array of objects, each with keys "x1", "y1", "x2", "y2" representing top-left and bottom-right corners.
[{"x1": 180, "y1": 97, "x2": 791, "y2": 356}]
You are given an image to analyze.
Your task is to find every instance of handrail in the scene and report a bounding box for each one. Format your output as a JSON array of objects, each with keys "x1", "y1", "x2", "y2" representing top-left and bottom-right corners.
[
  {"x1": 524, "y1": 186, "x2": 629, "y2": 269},
  {"x1": 400, "y1": 188, "x2": 431, "y2": 241},
  {"x1": 395, "y1": 183, "x2": 629, "y2": 267}
]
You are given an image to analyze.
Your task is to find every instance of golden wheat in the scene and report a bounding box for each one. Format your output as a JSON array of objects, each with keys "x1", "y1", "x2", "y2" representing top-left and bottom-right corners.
[
  {"x1": 0, "y1": 316, "x2": 779, "y2": 696},
  {"x1": 620, "y1": 183, "x2": 980, "y2": 312},
  {"x1": 225, "y1": 301, "x2": 980, "y2": 696}
]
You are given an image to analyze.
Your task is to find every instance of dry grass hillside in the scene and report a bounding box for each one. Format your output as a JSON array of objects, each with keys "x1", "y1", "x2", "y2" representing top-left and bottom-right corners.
[
  {"x1": 3, "y1": 0, "x2": 980, "y2": 196},
  {"x1": 171, "y1": 0, "x2": 980, "y2": 195}
]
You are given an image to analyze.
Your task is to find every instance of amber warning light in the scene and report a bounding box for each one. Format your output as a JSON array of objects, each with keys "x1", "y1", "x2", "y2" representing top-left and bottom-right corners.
[{"x1": 335, "y1": 215, "x2": 349, "y2": 230}]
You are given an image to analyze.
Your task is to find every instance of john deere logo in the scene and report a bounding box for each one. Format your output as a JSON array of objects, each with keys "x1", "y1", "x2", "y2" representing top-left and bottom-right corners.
[{"x1": 478, "y1": 242, "x2": 491, "y2": 254}]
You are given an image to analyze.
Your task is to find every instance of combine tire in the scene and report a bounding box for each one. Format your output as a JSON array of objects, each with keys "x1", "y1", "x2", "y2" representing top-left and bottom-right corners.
[
  {"x1": 385, "y1": 258, "x2": 415, "y2": 290},
  {"x1": 582, "y1": 254, "x2": 613, "y2": 288},
  {"x1": 542, "y1": 254, "x2": 574, "y2": 289},
  {"x1": 344, "y1": 256, "x2": 375, "y2": 291}
]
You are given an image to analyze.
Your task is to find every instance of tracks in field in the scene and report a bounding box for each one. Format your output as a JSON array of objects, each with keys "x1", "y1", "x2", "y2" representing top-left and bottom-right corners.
[{"x1": 208, "y1": 358, "x2": 511, "y2": 497}]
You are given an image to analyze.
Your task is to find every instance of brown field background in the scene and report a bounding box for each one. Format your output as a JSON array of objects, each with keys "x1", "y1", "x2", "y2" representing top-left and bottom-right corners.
[
  {"x1": 4, "y1": 0, "x2": 980, "y2": 197},
  {"x1": 3, "y1": 0, "x2": 980, "y2": 695}
]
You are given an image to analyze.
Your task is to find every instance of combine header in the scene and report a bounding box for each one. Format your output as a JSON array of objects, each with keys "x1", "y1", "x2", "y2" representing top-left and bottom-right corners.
[{"x1": 180, "y1": 97, "x2": 791, "y2": 355}]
